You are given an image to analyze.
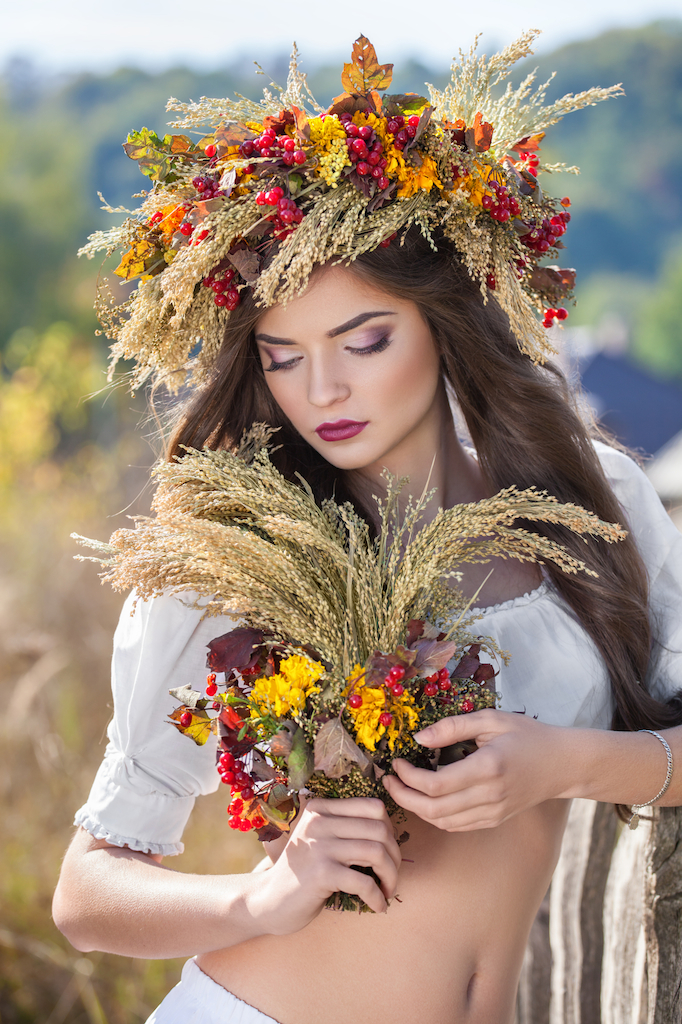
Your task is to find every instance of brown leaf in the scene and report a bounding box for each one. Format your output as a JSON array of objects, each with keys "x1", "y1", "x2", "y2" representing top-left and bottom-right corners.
[
  {"x1": 228, "y1": 248, "x2": 262, "y2": 283},
  {"x1": 527, "y1": 266, "x2": 576, "y2": 301},
  {"x1": 314, "y1": 718, "x2": 370, "y2": 778},
  {"x1": 269, "y1": 724, "x2": 295, "y2": 758},
  {"x1": 214, "y1": 123, "x2": 256, "y2": 156},
  {"x1": 340, "y1": 36, "x2": 393, "y2": 97},
  {"x1": 251, "y1": 749, "x2": 278, "y2": 782},
  {"x1": 413, "y1": 639, "x2": 458, "y2": 673}
]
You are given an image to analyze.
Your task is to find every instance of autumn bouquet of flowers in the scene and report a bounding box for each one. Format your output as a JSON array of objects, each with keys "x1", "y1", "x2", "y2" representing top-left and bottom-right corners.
[{"x1": 74, "y1": 425, "x2": 623, "y2": 910}]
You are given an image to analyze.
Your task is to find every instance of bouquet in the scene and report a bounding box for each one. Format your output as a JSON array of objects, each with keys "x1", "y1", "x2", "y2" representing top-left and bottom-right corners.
[{"x1": 75, "y1": 425, "x2": 624, "y2": 910}]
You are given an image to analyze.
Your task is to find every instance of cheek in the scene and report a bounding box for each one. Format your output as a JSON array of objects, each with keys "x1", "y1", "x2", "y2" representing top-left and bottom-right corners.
[{"x1": 369, "y1": 334, "x2": 441, "y2": 412}]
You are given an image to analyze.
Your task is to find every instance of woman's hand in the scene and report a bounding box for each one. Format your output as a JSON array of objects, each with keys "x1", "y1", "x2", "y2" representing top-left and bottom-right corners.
[
  {"x1": 254, "y1": 797, "x2": 402, "y2": 934},
  {"x1": 383, "y1": 709, "x2": 577, "y2": 832}
]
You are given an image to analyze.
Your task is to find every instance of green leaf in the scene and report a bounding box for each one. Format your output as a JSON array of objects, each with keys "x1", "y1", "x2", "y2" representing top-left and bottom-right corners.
[
  {"x1": 122, "y1": 128, "x2": 196, "y2": 182},
  {"x1": 287, "y1": 727, "x2": 314, "y2": 790}
]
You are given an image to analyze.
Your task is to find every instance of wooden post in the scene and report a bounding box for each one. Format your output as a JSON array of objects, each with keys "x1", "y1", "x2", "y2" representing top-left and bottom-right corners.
[{"x1": 643, "y1": 806, "x2": 682, "y2": 1023}]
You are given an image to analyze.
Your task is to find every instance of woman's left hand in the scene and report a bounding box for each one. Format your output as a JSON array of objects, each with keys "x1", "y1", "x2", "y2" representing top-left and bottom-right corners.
[{"x1": 383, "y1": 709, "x2": 577, "y2": 831}]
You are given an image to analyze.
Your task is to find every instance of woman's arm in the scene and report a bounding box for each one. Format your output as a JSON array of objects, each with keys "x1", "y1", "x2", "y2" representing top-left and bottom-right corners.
[
  {"x1": 53, "y1": 798, "x2": 401, "y2": 957},
  {"x1": 383, "y1": 710, "x2": 682, "y2": 831}
]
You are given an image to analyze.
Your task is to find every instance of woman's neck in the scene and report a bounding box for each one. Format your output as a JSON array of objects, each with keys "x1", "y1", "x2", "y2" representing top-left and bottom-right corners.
[{"x1": 346, "y1": 385, "x2": 488, "y2": 528}]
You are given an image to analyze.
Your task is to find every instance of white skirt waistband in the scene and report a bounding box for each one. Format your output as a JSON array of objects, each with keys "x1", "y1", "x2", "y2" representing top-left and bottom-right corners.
[{"x1": 145, "y1": 958, "x2": 283, "y2": 1023}]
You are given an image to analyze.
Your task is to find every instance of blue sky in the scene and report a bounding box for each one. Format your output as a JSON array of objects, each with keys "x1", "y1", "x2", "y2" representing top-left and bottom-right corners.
[{"x1": 3, "y1": 0, "x2": 682, "y2": 73}]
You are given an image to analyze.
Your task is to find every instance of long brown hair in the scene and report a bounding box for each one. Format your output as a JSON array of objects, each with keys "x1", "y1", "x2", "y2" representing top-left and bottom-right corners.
[{"x1": 168, "y1": 227, "x2": 682, "y2": 740}]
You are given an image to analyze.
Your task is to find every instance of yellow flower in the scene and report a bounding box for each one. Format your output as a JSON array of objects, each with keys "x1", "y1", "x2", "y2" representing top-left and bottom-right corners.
[
  {"x1": 395, "y1": 153, "x2": 442, "y2": 199},
  {"x1": 250, "y1": 654, "x2": 324, "y2": 719},
  {"x1": 344, "y1": 666, "x2": 420, "y2": 753},
  {"x1": 309, "y1": 116, "x2": 351, "y2": 188}
]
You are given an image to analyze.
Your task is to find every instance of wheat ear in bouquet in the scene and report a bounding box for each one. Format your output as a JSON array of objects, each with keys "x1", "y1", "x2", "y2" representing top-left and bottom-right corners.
[{"x1": 74, "y1": 425, "x2": 624, "y2": 911}]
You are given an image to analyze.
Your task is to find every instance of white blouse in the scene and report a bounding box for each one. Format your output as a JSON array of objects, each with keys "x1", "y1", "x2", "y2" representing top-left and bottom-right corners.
[{"x1": 75, "y1": 443, "x2": 682, "y2": 856}]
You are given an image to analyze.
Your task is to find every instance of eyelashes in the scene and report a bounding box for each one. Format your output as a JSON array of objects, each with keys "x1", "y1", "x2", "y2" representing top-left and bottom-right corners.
[{"x1": 264, "y1": 335, "x2": 392, "y2": 372}]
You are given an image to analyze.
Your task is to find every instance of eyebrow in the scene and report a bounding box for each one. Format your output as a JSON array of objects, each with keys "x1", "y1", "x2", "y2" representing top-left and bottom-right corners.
[{"x1": 255, "y1": 310, "x2": 396, "y2": 346}]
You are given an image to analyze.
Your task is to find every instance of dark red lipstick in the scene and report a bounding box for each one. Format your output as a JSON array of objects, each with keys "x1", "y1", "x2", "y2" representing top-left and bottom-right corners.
[{"x1": 315, "y1": 419, "x2": 368, "y2": 442}]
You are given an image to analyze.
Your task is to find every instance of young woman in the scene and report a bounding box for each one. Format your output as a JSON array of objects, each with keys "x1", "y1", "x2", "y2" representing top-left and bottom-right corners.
[
  {"x1": 53, "y1": 37, "x2": 682, "y2": 1024},
  {"x1": 53, "y1": 228, "x2": 682, "y2": 1024}
]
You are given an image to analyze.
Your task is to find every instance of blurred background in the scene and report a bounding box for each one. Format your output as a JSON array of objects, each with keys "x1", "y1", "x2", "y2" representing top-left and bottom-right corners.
[{"x1": 1, "y1": 2, "x2": 682, "y2": 1020}]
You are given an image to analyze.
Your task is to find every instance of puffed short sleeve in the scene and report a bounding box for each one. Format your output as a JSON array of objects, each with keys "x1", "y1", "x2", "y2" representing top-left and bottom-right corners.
[
  {"x1": 74, "y1": 591, "x2": 235, "y2": 856},
  {"x1": 595, "y1": 442, "x2": 682, "y2": 703}
]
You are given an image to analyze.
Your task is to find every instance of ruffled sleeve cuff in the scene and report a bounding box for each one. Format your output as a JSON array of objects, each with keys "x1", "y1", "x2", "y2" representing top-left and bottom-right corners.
[{"x1": 73, "y1": 749, "x2": 197, "y2": 856}]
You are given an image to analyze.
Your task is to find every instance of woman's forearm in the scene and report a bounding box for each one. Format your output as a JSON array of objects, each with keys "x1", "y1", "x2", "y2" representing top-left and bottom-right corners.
[
  {"x1": 560, "y1": 724, "x2": 682, "y2": 808},
  {"x1": 53, "y1": 826, "x2": 269, "y2": 958}
]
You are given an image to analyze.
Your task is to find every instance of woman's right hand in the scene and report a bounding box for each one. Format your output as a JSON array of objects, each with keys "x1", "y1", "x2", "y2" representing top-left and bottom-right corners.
[{"x1": 254, "y1": 797, "x2": 401, "y2": 934}]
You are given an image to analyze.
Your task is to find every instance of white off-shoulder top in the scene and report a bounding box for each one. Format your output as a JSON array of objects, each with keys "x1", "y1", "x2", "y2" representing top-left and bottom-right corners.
[{"x1": 75, "y1": 443, "x2": 682, "y2": 856}]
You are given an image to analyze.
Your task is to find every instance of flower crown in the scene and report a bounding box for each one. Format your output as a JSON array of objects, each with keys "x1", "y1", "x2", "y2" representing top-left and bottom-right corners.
[{"x1": 81, "y1": 33, "x2": 621, "y2": 391}]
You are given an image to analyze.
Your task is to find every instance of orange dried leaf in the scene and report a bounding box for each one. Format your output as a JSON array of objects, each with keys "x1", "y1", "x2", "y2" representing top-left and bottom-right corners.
[{"x1": 341, "y1": 36, "x2": 393, "y2": 97}]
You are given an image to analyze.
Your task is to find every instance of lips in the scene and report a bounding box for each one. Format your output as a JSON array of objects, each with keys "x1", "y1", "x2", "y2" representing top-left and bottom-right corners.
[{"x1": 315, "y1": 420, "x2": 368, "y2": 442}]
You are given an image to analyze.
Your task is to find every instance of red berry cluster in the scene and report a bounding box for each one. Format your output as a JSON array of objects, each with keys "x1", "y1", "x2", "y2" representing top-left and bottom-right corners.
[
  {"x1": 481, "y1": 180, "x2": 520, "y2": 223},
  {"x1": 202, "y1": 267, "x2": 240, "y2": 310},
  {"x1": 542, "y1": 306, "x2": 569, "y2": 328},
  {"x1": 338, "y1": 114, "x2": 390, "y2": 190},
  {"x1": 423, "y1": 667, "x2": 453, "y2": 698},
  {"x1": 517, "y1": 150, "x2": 540, "y2": 177},
  {"x1": 217, "y1": 750, "x2": 255, "y2": 797},
  {"x1": 520, "y1": 210, "x2": 570, "y2": 255},
  {"x1": 255, "y1": 186, "x2": 304, "y2": 240},
  {"x1": 227, "y1": 795, "x2": 266, "y2": 832},
  {"x1": 192, "y1": 174, "x2": 223, "y2": 200},
  {"x1": 240, "y1": 128, "x2": 306, "y2": 167},
  {"x1": 386, "y1": 113, "x2": 421, "y2": 151},
  {"x1": 205, "y1": 672, "x2": 218, "y2": 697}
]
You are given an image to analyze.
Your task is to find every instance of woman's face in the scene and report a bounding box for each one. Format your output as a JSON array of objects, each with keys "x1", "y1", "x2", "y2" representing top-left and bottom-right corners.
[{"x1": 254, "y1": 264, "x2": 444, "y2": 477}]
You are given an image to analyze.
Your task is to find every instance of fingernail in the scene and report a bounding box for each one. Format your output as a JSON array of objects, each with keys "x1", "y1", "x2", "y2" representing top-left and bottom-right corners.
[{"x1": 414, "y1": 728, "x2": 432, "y2": 742}]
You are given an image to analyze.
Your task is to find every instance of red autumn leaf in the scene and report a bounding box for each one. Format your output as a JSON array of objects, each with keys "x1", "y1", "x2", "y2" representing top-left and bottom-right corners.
[
  {"x1": 452, "y1": 651, "x2": 480, "y2": 679},
  {"x1": 464, "y1": 112, "x2": 494, "y2": 153},
  {"x1": 473, "y1": 663, "x2": 496, "y2": 685},
  {"x1": 405, "y1": 619, "x2": 425, "y2": 646},
  {"x1": 510, "y1": 132, "x2": 545, "y2": 154},
  {"x1": 207, "y1": 627, "x2": 265, "y2": 673},
  {"x1": 340, "y1": 36, "x2": 393, "y2": 97}
]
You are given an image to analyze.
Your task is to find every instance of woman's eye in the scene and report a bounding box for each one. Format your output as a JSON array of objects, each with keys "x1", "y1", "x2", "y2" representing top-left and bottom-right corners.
[
  {"x1": 264, "y1": 355, "x2": 301, "y2": 372},
  {"x1": 348, "y1": 335, "x2": 391, "y2": 356}
]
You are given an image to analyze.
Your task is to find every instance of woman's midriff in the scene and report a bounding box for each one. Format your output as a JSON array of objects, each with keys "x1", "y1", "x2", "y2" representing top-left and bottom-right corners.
[{"x1": 197, "y1": 799, "x2": 570, "y2": 1024}]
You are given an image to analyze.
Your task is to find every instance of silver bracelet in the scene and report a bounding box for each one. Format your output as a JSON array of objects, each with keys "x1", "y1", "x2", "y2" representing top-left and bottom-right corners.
[{"x1": 628, "y1": 729, "x2": 674, "y2": 830}]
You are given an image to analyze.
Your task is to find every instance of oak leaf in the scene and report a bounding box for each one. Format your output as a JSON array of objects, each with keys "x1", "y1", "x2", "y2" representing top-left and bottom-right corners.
[{"x1": 314, "y1": 718, "x2": 370, "y2": 779}]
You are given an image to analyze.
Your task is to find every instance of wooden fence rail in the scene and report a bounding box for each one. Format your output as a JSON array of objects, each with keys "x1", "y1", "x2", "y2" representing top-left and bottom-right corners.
[{"x1": 516, "y1": 803, "x2": 682, "y2": 1024}]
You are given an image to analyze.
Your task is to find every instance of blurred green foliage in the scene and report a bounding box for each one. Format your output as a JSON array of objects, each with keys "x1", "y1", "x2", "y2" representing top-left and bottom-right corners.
[
  {"x1": 1, "y1": 20, "x2": 682, "y2": 1022},
  {"x1": 632, "y1": 244, "x2": 682, "y2": 377}
]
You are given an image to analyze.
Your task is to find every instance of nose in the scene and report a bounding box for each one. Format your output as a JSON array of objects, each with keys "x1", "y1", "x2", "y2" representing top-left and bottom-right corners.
[{"x1": 306, "y1": 355, "x2": 351, "y2": 408}]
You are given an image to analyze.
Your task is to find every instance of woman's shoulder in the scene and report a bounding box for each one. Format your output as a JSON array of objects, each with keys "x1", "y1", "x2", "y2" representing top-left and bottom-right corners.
[{"x1": 591, "y1": 440, "x2": 681, "y2": 575}]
